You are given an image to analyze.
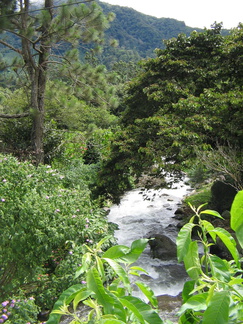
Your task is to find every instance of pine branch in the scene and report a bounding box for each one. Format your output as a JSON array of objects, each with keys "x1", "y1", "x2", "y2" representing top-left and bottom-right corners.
[
  {"x1": 5, "y1": 28, "x2": 35, "y2": 46},
  {"x1": 0, "y1": 39, "x2": 22, "y2": 54}
]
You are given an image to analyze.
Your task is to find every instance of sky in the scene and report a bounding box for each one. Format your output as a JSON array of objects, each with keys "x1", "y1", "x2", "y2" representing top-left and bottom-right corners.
[{"x1": 100, "y1": 0, "x2": 243, "y2": 29}]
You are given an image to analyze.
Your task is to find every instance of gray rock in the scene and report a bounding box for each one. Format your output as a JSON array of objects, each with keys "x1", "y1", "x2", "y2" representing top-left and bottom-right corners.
[
  {"x1": 174, "y1": 207, "x2": 184, "y2": 215},
  {"x1": 163, "y1": 203, "x2": 170, "y2": 208},
  {"x1": 148, "y1": 234, "x2": 177, "y2": 260}
]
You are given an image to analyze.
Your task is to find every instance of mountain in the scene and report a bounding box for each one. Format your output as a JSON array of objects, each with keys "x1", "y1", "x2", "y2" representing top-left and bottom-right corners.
[
  {"x1": 97, "y1": 1, "x2": 203, "y2": 66},
  {"x1": 0, "y1": 1, "x2": 229, "y2": 69}
]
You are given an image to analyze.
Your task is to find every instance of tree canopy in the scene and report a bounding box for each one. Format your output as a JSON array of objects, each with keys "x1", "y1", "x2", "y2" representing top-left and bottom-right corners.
[{"x1": 98, "y1": 24, "x2": 243, "y2": 202}]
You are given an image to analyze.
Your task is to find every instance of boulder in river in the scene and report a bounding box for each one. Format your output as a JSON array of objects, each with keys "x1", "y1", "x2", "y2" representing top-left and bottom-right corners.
[{"x1": 148, "y1": 234, "x2": 177, "y2": 260}]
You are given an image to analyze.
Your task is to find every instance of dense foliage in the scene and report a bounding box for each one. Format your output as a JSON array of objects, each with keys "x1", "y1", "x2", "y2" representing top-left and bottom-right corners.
[
  {"x1": 0, "y1": 154, "x2": 116, "y2": 314},
  {"x1": 99, "y1": 24, "x2": 243, "y2": 202},
  {"x1": 48, "y1": 238, "x2": 163, "y2": 324},
  {"x1": 176, "y1": 191, "x2": 243, "y2": 323},
  {"x1": 43, "y1": 192, "x2": 243, "y2": 324}
]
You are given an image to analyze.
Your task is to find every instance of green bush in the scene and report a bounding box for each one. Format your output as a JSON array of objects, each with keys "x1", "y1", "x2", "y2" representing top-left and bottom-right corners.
[
  {"x1": 47, "y1": 238, "x2": 164, "y2": 324},
  {"x1": 184, "y1": 186, "x2": 212, "y2": 208},
  {"x1": 0, "y1": 294, "x2": 40, "y2": 324},
  {"x1": 0, "y1": 154, "x2": 116, "y2": 311},
  {"x1": 186, "y1": 162, "x2": 211, "y2": 186}
]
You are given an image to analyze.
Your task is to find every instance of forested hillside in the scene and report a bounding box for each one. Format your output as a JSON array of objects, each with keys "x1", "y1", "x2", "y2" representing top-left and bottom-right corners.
[
  {"x1": 97, "y1": 1, "x2": 201, "y2": 65},
  {"x1": 0, "y1": 0, "x2": 230, "y2": 67}
]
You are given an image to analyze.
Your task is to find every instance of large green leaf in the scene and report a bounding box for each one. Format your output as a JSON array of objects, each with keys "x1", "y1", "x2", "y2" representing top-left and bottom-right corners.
[
  {"x1": 103, "y1": 257, "x2": 131, "y2": 291},
  {"x1": 103, "y1": 239, "x2": 148, "y2": 264},
  {"x1": 135, "y1": 281, "x2": 158, "y2": 308},
  {"x1": 181, "y1": 280, "x2": 196, "y2": 303},
  {"x1": 119, "y1": 297, "x2": 145, "y2": 324},
  {"x1": 183, "y1": 241, "x2": 201, "y2": 280},
  {"x1": 46, "y1": 284, "x2": 83, "y2": 324},
  {"x1": 230, "y1": 190, "x2": 243, "y2": 230},
  {"x1": 201, "y1": 220, "x2": 216, "y2": 242},
  {"x1": 87, "y1": 268, "x2": 126, "y2": 321},
  {"x1": 73, "y1": 288, "x2": 92, "y2": 311},
  {"x1": 130, "y1": 238, "x2": 149, "y2": 256},
  {"x1": 119, "y1": 239, "x2": 149, "y2": 263},
  {"x1": 96, "y1": 255, "x2": 105, "y2": 280},
  {"x1": 87, "y1": 268, "x2": 109, "y2": 306},
  {"x1": 177, "y1": 223, "x2": 195, "y2": 262},
  {"x1": 209, "y1": 255, "x2": 231, "y2": 281},
  {"x1": 75, "y1": 252, "x2": 92, "y2": 279},
  {"x1": 212, "y1": 227, "x2": 240, "y2": 266},
  {"x1": 120, "y1": 296, "x2": 163, "y2": 324},
  {"x1": 200, "y1": 209, "x2": 224, "y2": 219},
  {"x1": 177, "y1": 293, "x2": 207, "y2": 316},
  {"x1": 202, "y1": 291, "x2": 230, "y2": 324},
  {"x1": 101, "y1": 319, "x2": 126, "y2": 324},
  {"x1": 102, "y1": 245, "x2": 131, "y2": 260},
  {"x1": 230, "y1": 190, "x2": 243, "y2": 248},
  {"x1": 87, "y1": 268, "x2": 118, "y2": 315},
  {"x1": 234, "y1": 221, "x2": 243, "y2": 250}
]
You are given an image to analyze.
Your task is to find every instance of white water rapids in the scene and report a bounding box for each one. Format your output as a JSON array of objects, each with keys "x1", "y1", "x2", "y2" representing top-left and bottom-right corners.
[
  {"x1": 108, "y1": 177, "x2": 192, "y2": 298},
  {"x1": 59, "y1": 178, "x2": 193, "y2": 324}
]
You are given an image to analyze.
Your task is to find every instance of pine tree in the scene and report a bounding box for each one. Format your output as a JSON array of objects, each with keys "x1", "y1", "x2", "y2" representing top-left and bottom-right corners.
[{"x1": 0, "y1": 0, "x2": 115, "y2": 164}]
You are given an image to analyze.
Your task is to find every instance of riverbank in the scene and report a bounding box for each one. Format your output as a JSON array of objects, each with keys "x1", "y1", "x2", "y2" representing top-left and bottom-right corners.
[{"x1": 158, "y1": 294, "x2": 182, "y2": 323}]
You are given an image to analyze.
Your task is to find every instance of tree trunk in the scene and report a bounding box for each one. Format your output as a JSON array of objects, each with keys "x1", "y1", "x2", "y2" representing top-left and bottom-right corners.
[
  {"x1": 1, "y1": 0, "x2": 52, "y2": 164},
  {"x1": 32, "y1": 72, "x2": 45, "y2": 165},
  {"x1": 27, "y1": 0, "x2": 53, "y2": 165}
]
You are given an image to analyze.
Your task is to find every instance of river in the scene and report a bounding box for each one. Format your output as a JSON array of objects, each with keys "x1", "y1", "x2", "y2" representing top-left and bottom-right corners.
[{"x1": 107, "y1": 177, "x2": 192, "y2": 322}]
